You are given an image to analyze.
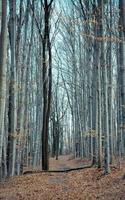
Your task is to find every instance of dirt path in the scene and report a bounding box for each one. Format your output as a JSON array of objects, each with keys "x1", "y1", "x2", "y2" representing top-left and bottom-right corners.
[
  {"x1": 50, "y1": 155, "x2": 72, "y2": 170},
  {"x1": 49, "y1": 155, "x2": 89, "y2": 170}
]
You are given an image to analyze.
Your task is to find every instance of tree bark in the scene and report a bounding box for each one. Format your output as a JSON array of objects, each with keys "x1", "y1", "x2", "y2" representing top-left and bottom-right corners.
[{"x1": 0, "y1": 0, "x2": 7, "y2": 179}]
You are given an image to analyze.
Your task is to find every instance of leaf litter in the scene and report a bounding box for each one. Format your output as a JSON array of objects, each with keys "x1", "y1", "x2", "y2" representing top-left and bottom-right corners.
[{"x1": 0, "y1": 155, "x2": 125, "y2": 200}]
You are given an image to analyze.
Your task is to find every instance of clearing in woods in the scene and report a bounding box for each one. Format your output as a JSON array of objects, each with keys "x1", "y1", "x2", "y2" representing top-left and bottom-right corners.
[{"x1": 0, "y1": 155, "x2": 125, "y2": 200}]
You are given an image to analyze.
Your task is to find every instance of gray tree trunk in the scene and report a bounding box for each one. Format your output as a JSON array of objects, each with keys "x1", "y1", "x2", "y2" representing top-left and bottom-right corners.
[{"x1": 0, "y1": 0, "x2": 7, "y2": 179}]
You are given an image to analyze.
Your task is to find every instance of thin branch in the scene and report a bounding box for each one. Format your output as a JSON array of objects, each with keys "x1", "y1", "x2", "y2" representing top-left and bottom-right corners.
[
  {"x1": 29, "y1": 0, "x2": 43, "y2": 41},
  {"x1": 48, "y1": 0, "x2": 54, "y2": 8}
]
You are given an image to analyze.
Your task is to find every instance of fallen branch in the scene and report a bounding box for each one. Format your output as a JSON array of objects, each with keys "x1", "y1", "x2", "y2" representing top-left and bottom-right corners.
[{"x1": 23, "y1": 165, "x2": 92, "y2": 175}]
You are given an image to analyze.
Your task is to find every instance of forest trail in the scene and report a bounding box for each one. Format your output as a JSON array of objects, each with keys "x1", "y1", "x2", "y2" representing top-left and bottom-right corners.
[
  {"x1": 1, "y1": 155, "x2": 125, "y2": 200},
  {"x1": 49, "y1": 155, "x2": 89, "y2": 170}
]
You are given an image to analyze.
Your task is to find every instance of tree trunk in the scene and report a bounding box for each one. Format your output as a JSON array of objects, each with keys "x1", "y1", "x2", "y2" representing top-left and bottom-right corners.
[
  {"x1": 0, "y1": 0, "x2": 7, "y2": 179},
  {"x1": 7, "y1": 0, "x2": 17, "y2": 176},
  {"x1": 119, "y1": 0, "x2": 125, "y2": 157},
  {"x1": 42, "y1": 0, "x2": 53, "y2": 170}
]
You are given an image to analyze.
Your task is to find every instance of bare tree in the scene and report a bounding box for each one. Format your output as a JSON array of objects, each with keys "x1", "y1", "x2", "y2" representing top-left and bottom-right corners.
[
  {"x1": 42, "y1": 0, "x2": 54, "y2": 170},
  {"x1": 0, "y1": 0, "x2": 7, "y2": 179}
]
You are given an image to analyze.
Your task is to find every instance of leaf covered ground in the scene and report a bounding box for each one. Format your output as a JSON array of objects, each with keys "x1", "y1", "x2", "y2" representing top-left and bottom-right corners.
[{"x1": 0, "y1": 155, "x2": 125, "y2": 200}]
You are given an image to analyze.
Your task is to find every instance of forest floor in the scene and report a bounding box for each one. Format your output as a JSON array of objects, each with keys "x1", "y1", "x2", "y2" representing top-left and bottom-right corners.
[{"x1": 1, "y1": 155, "x2": 125, "y2": 200}]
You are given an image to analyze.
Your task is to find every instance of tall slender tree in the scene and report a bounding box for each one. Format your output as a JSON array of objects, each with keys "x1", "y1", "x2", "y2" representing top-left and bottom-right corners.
[
  {"x1": 42, "y1": 0, "x2": 54, "y2": 170},
  {"x1": 119, "y1": 0, "x2": 125, "y2": 156},
  {"x1": 0, "y1": 0, "x2": 7, "y2": 179}
]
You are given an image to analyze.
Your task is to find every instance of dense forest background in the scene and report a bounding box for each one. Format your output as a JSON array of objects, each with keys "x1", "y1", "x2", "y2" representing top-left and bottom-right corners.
[{"x1": 0, "y1": 0, "x2": 125, "y2": 181}]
